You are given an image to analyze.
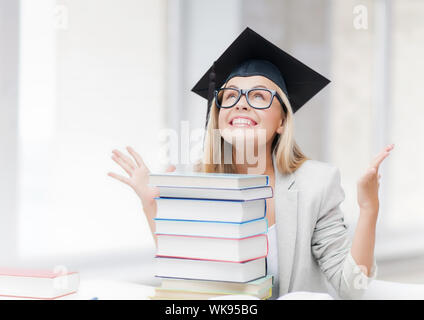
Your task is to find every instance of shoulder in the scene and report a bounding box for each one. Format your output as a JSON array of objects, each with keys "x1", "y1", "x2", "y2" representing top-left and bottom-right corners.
[
  {"x1": 294, "y1": 159, "x2": 340, "y2": 182},
  {"x1": 292, "y1": 159, "x2": 343, "y2": 200},
  {"x1": 293, "y1": 160, "x2": 345, "y2": 217}
]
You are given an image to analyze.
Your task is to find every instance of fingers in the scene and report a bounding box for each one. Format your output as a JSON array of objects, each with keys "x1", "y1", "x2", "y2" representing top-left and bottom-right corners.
[
  {"x1": 372, "y1": 152, "x2": 389, "y2": 171},
  {"x1": 371, "y1": 143, "x2": 395, "y2": 171},
  {"x1": 112, "y1": 149, "x2": 136, "y2": 171},
  {"x1": 359, "y1": 167, "x2": 380, "y2": 189},
  {"x1": 126, "y1": 146, "x2": 147, "y2": 169},
  {"x1": 111, "y1": 153, "x2": 133, "y2": 177},
  {"x1": 366, "y1": 167, "x2": 377, "y2": 178},
  {"x1": 385, "y1": 143, "x2": 395, "y2": 152},
  {"x1": 107, "y1": 171, "x2": 132, "y2": 186},
  {"x1": 371, "y1": 150, "x2": 389, "y2": 168},
  {"x1": 166, "y1": 164, "x2": 176, "y2": 172},
  {"x1": 150, "y1": 185, "x2": 160, "y2": 198}
]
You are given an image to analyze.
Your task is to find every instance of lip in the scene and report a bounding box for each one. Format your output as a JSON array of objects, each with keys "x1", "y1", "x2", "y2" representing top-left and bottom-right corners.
[{"x1": 228, "y1": 116, "x2": 258, "y2": 127}]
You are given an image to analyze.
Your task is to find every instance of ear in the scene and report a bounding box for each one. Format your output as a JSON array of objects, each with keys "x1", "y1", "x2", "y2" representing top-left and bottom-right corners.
[{"x1": 276, "y1": 118, "x2": 285, "y2": 135}]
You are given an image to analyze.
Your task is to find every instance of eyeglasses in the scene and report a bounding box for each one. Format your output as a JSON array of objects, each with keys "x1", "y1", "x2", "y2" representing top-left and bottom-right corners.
[{"x1": 214, "y1": 87, "x2": 287, "y2": 112}]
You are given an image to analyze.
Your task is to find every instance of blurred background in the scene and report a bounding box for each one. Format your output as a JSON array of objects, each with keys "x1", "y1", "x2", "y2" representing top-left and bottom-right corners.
[{"x1": 1, "y1": 0, "x2": 424, "y2": 286}]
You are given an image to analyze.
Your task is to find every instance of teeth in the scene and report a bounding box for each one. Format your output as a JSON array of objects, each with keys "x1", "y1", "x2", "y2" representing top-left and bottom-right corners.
[{"x1": 232, "y1": 118, "x2": 254, "y2": 126}]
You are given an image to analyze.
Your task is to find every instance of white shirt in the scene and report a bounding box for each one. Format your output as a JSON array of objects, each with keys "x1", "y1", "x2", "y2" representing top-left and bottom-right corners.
[{"x1": 267, "y1": 224, "x2": 280, "y2": 299}]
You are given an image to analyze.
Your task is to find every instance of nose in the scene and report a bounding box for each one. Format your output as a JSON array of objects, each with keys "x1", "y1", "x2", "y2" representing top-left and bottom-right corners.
[{"x1": 234, "y1": 93, "x2": 251, "y2": 111}]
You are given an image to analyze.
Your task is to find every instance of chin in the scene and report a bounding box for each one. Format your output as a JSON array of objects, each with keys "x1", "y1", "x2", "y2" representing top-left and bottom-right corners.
[{"x1": 220, "y1": 127, "x2": 267, "y2": 148}]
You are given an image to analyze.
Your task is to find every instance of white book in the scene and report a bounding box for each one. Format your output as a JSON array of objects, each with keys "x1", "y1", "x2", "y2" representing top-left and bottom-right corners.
[
  {"x1": 151, "y1": 286, "x2": 271, "y2": 300},
  {"x1": 155, "y1": 198, "x2": 266, "y2": 223},
  {"x1": 155, "y1": 257, "x2": 266, "y2": 282},
  {"x1": 154, "y1": 217, "x2": 267, "y2": 238},
  {"x1": 156, "y1": 234, "x2": 268, "y2": 263},
  {"x1": 149, "y1": 172, "x2": 268, "y2": 189},
  {"x1": 0, "y1": 268, "x2": 79, "y2": 300},
  {"x1": 159, "y1": 275, "x2": 273, "y2": 296},
  {"x1": 157, "y1": 185, "x2": 273, "y2": 200}
]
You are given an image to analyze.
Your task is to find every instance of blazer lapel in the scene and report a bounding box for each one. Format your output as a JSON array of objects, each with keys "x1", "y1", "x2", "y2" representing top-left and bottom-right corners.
[{"x1": 272, "y1": 152, "x2": 298, "y2": 295}]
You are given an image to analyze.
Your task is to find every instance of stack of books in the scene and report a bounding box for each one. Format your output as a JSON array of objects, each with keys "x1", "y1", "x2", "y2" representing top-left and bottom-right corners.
[{"x1": 148, "y1": 172, "x2": 273, "y2": 300}]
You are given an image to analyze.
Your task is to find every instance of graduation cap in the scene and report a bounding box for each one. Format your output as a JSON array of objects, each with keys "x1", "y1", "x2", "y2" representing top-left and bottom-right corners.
[{"x1": 191, "y1": 27, "x2": 331, "y2": 127}]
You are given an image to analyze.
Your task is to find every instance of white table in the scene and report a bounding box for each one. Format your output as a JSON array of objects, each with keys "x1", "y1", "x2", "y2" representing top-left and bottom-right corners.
[
  {"x1": 62, "y1": 279, "x2": 155, "y2": 300},
  {"x1": 62, "y1": 278, "x2": 424, "y2": 300}
]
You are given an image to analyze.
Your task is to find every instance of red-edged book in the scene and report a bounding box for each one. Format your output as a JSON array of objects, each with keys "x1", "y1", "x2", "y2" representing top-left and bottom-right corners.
[
  {"x1": 0, "y1": 268, "x2": 79, "y2": 300},
  {"x1": 155, "y1": 256, "x2": 267, "y2": 283},
  {"x1": 156, "y1": 233, "x2": 268, "y2": 263}
]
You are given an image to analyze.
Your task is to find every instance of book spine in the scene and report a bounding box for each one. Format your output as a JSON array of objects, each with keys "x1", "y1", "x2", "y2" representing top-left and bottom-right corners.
[
  {"x1": 156, "y1": 233, "x2": 266, "y2": 241},
  {"x1": 154, "y1": 254, "x2": 268, "y2": 264},
  {"x1": 0, "y1": 291, "x2": 77, "y2": 300},
  {"x1": 265, "y1": 233, "x2": 269, "y2": 257},
  {"x1": 155, "y1": 197, "x2": 244, "y2": 202},
  {"x1": 155, "y1": 185, "x2": 271, "y2": 190},
  {"x1": 154, "y1": 216, "x2": 266, "y2": 225},
  {"x1": 155, "y1": 234, "x2": 269, "y2": 263},
  {"x1": 155, "y1": 197, "x2": 269, "y2": 202},
  {"x1": 154, "y1": 273, "x2": 267, "y2": 283}
]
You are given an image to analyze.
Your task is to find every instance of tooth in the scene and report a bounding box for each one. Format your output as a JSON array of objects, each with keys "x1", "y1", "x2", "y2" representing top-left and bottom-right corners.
[{"x1": 233, "y1": 118, "x2": 252, "y2": 125}]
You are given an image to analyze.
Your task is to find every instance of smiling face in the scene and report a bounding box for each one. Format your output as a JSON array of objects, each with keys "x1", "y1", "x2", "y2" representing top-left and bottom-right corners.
[{"x1": 217, "y1": 75, "x2": 285, "y2": 153}]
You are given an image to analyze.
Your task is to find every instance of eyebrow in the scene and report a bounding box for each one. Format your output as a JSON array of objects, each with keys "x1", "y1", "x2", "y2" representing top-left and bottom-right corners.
[{"x1": 227, "y1": 84, "x2": 268, "y2": 89}]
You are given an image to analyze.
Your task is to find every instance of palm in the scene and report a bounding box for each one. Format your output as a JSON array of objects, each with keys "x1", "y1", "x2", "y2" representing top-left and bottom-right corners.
[
  {"x1": 357, "y1": 144, "x2": 394, "y2": 212},
  {"x1": 108, "y1": 146, "x2": 175, "y2": 208}
]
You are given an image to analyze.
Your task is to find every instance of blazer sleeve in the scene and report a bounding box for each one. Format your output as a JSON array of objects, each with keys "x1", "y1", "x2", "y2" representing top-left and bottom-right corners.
[{"x1": 311, "y1": 166, "x2": 378, "y2": 300}]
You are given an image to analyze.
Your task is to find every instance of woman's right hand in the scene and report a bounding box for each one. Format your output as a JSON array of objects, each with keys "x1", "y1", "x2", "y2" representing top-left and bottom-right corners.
[{"x1": 107, "y1": 146, "x2": 176, "y2": 215}]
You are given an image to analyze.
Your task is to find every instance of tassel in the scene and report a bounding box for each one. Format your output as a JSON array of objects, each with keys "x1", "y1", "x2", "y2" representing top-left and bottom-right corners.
[{"x1": 205, "y1": 61, "x2": 216, "y2": 129}]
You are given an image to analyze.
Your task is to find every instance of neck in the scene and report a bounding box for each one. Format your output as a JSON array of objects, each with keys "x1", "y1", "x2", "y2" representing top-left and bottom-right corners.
[{"x1": 233, "y1": 142, "x2": 274, "y2": 176}]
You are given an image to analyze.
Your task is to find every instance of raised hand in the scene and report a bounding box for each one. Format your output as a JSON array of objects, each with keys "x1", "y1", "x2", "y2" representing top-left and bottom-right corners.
[
  {"x1": 357, "y1": 144, "x2": 394, "y2": 215},
  {"x1": 107, "y1": 146, "x2": 176, "y2": 215}
]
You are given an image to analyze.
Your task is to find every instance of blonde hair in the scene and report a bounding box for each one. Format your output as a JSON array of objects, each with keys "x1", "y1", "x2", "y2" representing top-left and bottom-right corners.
[{"x1": 194, "y1": 83, "x2": 309, "y2": 174}]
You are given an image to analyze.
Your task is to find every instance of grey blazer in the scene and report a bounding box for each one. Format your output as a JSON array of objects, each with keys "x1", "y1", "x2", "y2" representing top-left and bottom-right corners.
[{"x1": 271, "y1": 152, "x2": 377, "y2": 300}]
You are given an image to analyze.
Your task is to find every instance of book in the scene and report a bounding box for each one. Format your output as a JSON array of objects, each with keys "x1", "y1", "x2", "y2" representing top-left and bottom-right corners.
[
  {"x1": 150, "y1": 287, "x2": 272, "y2": 300},
  {"x1": 155, "y1": 217, "x2": 267, "y2": 238},
  {"x1": 156, "y1": 185, "x2": 273, "y2": 200},
  {"x1": 155, "y1": 198, "x2": 267, "y2": 223},
  {"x1": 159, "y1": 274, "x2": 273, "y2": 297},
  {"x1": 0, "y1": 268, "x2": 79, "y2": 300},
  {"x1": 155, "y1": 257, "x2": 266, "y2": 282},
  {"x1": 151, "y1": 172, "x2": 270, "y2": 297},
  {"x1": 149, "y1": 172, "x2": 268, "y2": 189},
  {"x1": 156, "y1": 234, "x2": 268, "y2": 263}
]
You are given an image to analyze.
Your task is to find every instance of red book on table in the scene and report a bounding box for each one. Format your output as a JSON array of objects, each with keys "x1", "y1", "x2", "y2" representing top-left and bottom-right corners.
[{"x1": 0, "y1": 268, "x2": 79, "y2": 300}]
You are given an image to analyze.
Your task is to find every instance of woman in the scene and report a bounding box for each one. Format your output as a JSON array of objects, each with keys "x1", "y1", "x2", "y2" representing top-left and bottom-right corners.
[{"x1": 108, "y1": 28, "x2": 394, "y2": 299}]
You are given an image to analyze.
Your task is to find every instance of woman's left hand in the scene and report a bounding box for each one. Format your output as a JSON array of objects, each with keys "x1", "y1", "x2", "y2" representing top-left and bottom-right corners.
[{"x1": 357, "y1": 144, "x2": 395, "y2": 215}]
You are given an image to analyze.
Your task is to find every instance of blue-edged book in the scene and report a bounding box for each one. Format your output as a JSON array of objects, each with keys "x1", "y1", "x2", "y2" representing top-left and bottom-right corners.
[
  {"x1": 149, "y1": 172, "x2": 269, "y2": 189},
  {"x1": 155, "y1": 197, "x2": 267, "y2": 223},
  {"x1": 154, "y1": 217, "x2": 268, "y2": 238},
  {"x1": 154, "y1": 185, "x2": 272, "y2": 200}
]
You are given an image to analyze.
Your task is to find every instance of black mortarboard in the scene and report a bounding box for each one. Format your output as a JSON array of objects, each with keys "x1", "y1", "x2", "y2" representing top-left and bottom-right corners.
[{"x1": 191, "y1": 27, "x2": 331, "y2": 127}]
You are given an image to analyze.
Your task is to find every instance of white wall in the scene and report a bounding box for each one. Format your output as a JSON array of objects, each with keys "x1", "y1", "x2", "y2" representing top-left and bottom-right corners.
[
  {"x1": 17, "y1": 0, "x2": 167, "y2": 263},
  {"x1": 0, "y1": 0, "x2": 19, "y2": 264}
]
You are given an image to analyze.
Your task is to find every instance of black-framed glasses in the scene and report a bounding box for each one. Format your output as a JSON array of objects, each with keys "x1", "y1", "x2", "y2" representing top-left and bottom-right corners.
[{"x1": 214, "y1": 87, "x2": 287, "y2": 112}]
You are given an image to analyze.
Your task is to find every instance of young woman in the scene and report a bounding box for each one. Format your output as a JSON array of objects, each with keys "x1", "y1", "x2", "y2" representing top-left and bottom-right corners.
[{"x1": 108, "y1": 28, "x2": 394, "y2": 299}]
